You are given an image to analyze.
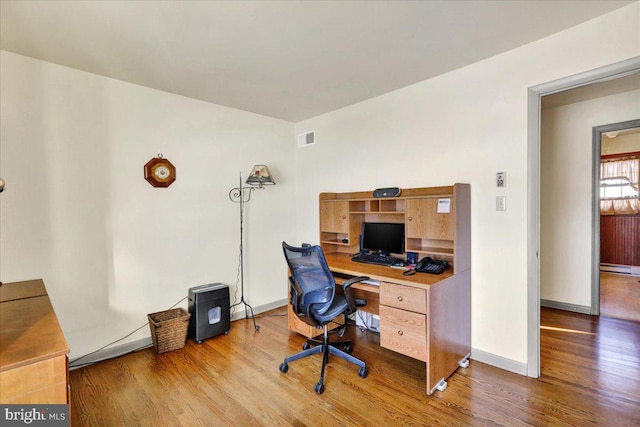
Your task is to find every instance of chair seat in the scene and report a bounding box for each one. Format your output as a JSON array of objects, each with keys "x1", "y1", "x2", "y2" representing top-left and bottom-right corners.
[{"x1": 311, "y1": 294, "x2": 349, "y2": 324}]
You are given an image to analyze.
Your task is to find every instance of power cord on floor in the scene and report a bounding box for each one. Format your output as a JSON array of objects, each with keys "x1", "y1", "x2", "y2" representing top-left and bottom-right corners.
[
  {"x1": 352, "y1": 310, "x2": 379, "y2": 334},
  {"x1": 69, "y1": 296, "x2": 188, "y2": 368}
]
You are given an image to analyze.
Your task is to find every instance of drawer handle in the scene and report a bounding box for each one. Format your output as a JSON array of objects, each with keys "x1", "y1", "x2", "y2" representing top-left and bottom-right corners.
[
  {"x1": 397, "y1": 330, "x2": 404, "y2": 336},
  {"x1": 397, "y1": 296, "x2": 403, "y2": 302},
  {"x1": 408, "y1": 216, "x2": 413, "y2": 221}
]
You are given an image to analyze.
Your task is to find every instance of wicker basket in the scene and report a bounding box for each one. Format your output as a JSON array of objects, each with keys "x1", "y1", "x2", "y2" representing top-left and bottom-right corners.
[{"x1": 147, "y1": 308, "x2": 191, "y2": 354}]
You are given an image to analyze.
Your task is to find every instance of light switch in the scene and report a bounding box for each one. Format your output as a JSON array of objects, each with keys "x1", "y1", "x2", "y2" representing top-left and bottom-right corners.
[{"x1": 496, "y1": 196, "x2": 506, "y2": 211}]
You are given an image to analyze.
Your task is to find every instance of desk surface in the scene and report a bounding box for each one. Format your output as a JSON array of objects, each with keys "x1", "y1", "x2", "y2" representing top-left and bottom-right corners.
[
  {"x1": 324, "y1": 253, "x2": 453, "y2": 289},
  {"x1": 0, "y1": 279, "x2": 48, "y2": 302},
  {"x1": 0, "y1": 280, "x2": 69, "y2": 372}
]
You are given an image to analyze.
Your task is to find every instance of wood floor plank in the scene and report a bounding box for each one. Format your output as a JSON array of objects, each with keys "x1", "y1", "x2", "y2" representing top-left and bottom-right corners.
[{"x1": 69, "y1": 307, "x2": 640, "y2": 426}]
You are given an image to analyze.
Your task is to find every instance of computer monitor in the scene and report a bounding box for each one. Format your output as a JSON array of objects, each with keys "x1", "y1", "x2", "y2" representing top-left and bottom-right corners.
[{"x1": 360, "y1": 222, "x2": 405, "y2": 255}]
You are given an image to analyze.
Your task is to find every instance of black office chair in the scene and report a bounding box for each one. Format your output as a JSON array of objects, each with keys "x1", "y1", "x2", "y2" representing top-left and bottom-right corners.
[{"x1": 279, "y1": 242, "x2": 369, "y2": 394}]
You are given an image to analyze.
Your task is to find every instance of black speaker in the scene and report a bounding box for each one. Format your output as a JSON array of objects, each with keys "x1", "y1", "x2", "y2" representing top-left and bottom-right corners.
[
  {"x1": 373, "y1": 187, "x2": 401, "y2": 198},
  {"x1": 188, "y1": 283, "x2": 230, "y2": 343}
]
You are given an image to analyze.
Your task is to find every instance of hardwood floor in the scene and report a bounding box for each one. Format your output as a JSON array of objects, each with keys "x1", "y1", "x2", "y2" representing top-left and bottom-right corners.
[
  {"x1": 600, "y1": 272, "x2": 640, "y2": 322},
  {"x1": 69, "y1": 307, "x2": 640, "y2": 426}
]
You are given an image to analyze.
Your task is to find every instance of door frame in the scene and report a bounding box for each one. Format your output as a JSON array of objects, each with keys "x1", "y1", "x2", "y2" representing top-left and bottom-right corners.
[
  {"x1": 592, "y1": 119, "x2": 640, "y2": 316},
  {"x1": 526, "y1": 56, "x2": 640, "y2": 378}
]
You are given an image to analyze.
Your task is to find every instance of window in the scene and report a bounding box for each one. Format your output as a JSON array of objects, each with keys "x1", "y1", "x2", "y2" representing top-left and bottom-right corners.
[
  {"x1": 600, "y1": 157, "x2": 640, "y2": 215},
  {"x1": 600, "y1": 176, "x2": 639, "y2": 199}
]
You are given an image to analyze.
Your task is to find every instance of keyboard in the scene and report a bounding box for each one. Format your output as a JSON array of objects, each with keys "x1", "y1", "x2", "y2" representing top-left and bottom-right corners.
[{"x1": 351, "y1": 253, "x2": 405, "y2": 267}]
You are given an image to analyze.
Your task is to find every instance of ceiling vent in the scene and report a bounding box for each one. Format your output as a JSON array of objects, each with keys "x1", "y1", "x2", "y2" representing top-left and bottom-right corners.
[{"x1": 297, "y1": 131, "x2": 316, "y2": 148}]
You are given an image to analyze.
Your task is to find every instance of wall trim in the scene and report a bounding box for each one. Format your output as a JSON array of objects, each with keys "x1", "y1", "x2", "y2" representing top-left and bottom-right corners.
[
  {"x1": 471, "y1": 348, "x2": 528, "y2": 376},
  {"x1": 230, "y1": 298, "x2": 288, "y2": 322},
  {"x1": 527, "y1": 55, "x2": 640, "y2": 379},
  {"x1": 69, "y1": 298, "x2": 290, "y2": 369},
  {"x1": 69, "y1": 337, "x2": 153, "y2": 370},
  {"x1": 540, "y1": 299, "x2": 591, "y2": 315}
]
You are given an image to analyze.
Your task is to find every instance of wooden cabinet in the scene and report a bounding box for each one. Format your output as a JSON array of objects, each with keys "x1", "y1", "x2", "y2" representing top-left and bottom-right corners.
[
  {"x1": 406, "y1": 198, "x2": 454, "y2": 241},
  {"x1": 0, "y1": 280, "x2": 70, "y2": 404},
  {"x1": 320, "y1": 200, "x2": 349, "y2": 234}
]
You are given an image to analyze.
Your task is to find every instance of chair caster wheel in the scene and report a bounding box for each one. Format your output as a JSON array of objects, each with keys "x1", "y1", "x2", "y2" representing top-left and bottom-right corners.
[
  {"x1": 314, "y1": 382, "x2": 325, "y2": 394},
  {"x1": 279, "y1": 363, "x2": 288, "y2": 373},
  {"x1": 302, "y1": 342, "x2": 311, "y2": 350},
  {"x1": 358, "y1": 367, "x2": 368, "y2": 378},
  {"x1": 344, "y1": 344, "x2": 353, "y2": 354}
]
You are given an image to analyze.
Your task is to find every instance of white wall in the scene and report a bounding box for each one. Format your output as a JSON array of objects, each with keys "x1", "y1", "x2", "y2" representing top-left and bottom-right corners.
[
  {"x1": 601, "y1": 132, "x2": 640, "y2": 155},
  {"x1": 541, "y1": 90, "x2": 640, "y2": 307},
  {"x1": 0, "y1": 51, "x2": 296, "y2": 359},
  {"x1": 294, "y1": 4, "x2": 640, "y2": 365}
]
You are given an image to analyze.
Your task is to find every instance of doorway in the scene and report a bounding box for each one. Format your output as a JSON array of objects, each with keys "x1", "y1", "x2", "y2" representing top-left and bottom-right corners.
[
  {"x1": 595, "y1": 121, "x2": 640, "y2": 321},
  {"x1": 527, "y1": 57, "x2": 640, "y2": 378}
]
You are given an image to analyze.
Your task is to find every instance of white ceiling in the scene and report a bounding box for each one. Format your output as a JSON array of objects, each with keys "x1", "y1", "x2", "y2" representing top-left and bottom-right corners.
[{"x1": 0, "y1": 0, "x2": 634, "y2": 122}]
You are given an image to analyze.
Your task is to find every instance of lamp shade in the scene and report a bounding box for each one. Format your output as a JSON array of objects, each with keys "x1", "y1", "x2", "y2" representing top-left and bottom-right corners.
[{"x1": 246, "y1": 165, "x2": 275, "y2": 186}]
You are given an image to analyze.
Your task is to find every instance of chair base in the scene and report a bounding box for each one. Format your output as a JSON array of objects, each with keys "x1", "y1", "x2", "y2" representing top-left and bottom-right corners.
[{"x1": 279, "y1": 325, "x2": 368, "y2": 394}]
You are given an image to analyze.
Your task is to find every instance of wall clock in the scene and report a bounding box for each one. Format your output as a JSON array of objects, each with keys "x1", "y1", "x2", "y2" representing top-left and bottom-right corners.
[{"x1": 144, "y1": 156, "x2": 176, "y2": 188}]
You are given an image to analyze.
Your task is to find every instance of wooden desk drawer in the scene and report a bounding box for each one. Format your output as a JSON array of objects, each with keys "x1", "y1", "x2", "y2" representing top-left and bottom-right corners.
[
  {"x1": 380, "y1": 305, "x2": 428, "y2": 362},
  {"x1": 0, "y1": 355, "x2": 68, "y2": 403},
  {"x1": 380, "y1": 282, "x2": 426, "y2": 314}
]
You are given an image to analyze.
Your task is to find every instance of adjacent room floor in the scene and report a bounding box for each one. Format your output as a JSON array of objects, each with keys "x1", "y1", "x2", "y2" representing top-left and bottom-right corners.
[{"x1": 600, "y1": 271, "x2": 640, "y2": 322}]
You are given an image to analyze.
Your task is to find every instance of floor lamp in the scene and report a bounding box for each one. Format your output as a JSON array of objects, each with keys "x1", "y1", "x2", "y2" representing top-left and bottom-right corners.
[{"x1": 228, "y1": 165, "x2": 275, "y2": 331}]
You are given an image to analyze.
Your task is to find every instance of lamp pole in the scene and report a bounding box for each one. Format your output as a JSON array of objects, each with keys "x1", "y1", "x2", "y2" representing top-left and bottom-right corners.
[{"x1": 229, "y1": 173, "x2": 261, "y2": 331}]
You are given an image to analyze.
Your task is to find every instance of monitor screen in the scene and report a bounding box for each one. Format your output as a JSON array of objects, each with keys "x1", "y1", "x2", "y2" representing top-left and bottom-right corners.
[{"x1": 360, "y1": 222, "x2": 405, "y2": 255}]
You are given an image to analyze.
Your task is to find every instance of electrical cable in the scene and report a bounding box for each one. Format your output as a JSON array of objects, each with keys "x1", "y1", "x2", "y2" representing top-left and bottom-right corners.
[
  {"x1": 254, "y1": 313, "x2": 287, "y2": 318},
  {"x1": 354, "y1": 310, "x2": 378, "y2": 334},
  {"x1": 230, "y1": 194, "x2": 245, "y2": 318},
  {"x1": 69, "y1": 295, "x2": 187, "y2": 368}
]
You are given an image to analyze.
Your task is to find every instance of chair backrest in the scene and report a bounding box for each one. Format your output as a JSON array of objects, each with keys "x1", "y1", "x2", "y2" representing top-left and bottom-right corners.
[{"x1": 282, "y1": 242, "x2": 336, "y2": 327}]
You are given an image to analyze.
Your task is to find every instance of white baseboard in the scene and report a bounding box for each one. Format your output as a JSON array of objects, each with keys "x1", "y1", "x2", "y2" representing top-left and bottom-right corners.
[
  {"x1": 69, "y1": 337, "x2": 153, "y2": 370},
  {"x1": 540, "y1": 299, "x2": 591, "y2": 314},
  {"x1": 230, "y1": 298, "x2": 288, "y2": 321},
  {"x1": 600, "y1": 263, "x2": 640, "y2": 276},
  {"x1": 70, "y1": 299, "x2": 289, "y2": 369},
  {"x1": 471, "y1": 348, "x2": 528, "y2": 376}
]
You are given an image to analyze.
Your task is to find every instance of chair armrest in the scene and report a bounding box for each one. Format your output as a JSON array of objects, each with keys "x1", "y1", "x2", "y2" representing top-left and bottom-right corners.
[{"x1": 342, "y1": 276, "x2": 370, "y2": 313}]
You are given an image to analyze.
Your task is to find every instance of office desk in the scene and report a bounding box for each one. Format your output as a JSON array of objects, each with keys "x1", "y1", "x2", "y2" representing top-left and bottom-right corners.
[
  {"x1": 0, "y1": 279, "x2": 70, "y2": 403},
  {"x1": 288, "y1": 253, "x2": 471, "y2": 395}
]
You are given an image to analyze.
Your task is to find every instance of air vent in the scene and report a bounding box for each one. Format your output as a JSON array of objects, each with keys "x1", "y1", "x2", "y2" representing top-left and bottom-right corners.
[{"x1": 297, "y1": 131, "x2": 315, "y2": 148}]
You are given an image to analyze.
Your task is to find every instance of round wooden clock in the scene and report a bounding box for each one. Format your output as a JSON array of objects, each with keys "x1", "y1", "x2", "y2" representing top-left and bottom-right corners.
[{"x1": 144, "y1": 157, "x2": 176, "y2": 187}]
